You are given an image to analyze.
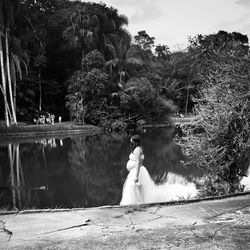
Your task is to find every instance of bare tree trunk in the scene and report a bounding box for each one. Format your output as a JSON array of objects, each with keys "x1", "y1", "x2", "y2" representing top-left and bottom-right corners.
[
  {"x1": 0, "y1": 31, "x2": 10, "y2": 126},
  {"x1": 0, "y1": 87, "x2": 13, "y2": 121},
  {"x1": 39, "y1": 70, "x2": 42, "y2": 111},
  {"x1": 119, "y1": 69, "x2": 122, "y2": 83},
  {"x1": 10, "y1": 58, "x2": 17, "y2": 113},
  {"x1": 81, "y1": 48, "x2": 85, "y2": 63},
  {"x1": 109, "y1": 64, "x2": 112, "y2": 77},
  {"x1": 13, "y1": 68, "x2": 16, "y2": 113},
  {"x1": 184, "y1": 80, "x2": 190, "y2": 116},
  {"x1": 5, "y1": 29, "x2": 17, "y2": 124}
]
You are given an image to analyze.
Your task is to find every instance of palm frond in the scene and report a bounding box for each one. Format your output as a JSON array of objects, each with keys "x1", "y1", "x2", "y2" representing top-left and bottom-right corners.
[
  {"x1": 105, "y1": 58, "x2": 119, "y2": 67},
  {"x1": 12, "y1": 54, "x2": 22, "y2": 79},
  {"x1": 10, "y1": 59, "x2": 16, "y2": 82},
  {"x1": 105, "y1": 43, "x2": 116, "y2": 57},
  {"x1": 126, "y1": 57, "x2": 143, "y2": 65},
  {"x1": 19, "y1": 57, "x2": 28, "y2": 76}
]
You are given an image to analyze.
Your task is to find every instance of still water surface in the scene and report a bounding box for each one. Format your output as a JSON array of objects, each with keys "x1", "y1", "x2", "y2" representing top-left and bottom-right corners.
[{"x1": 0, "y1": 128, "x2": 205, "y2": 210}]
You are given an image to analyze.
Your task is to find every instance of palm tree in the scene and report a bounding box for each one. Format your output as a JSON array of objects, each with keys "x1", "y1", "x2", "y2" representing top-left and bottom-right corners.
[
  {"x1": 34, "y1": 51, "x2": 47, "y2": 111},
  {"x1": 5, "y1": 27, "x2": 17, "y2": 124},
  {"x1": 94, "y1": 9, "x2": 129, "y2": 57},
  {"x1": 155, "y1": 44, "x2": 171, "y2": 60},
  {"x1": 0, "y1": 0, "x2": 19, "y2": 126},
  {"x1": 22, "y1": 7, "x2": 48, "y2": 113},
  {"x1": 9, "y1": 36, "x2": 29, "y2": 112},
  {"x1": 63, "y1": 7, "x2": 95, "y2": 61},
  {"x1": 105, "y1": 36, "x2": 143, "y2": 89},
  {"x1": 0, "y1": 0, "x2": 10, "y2": 126},
  {"x1": 63, "y1": 3, "x2": 132, "y2": 68},
  {"x1": 0, "y1": 29, "x2": 10, "y2": 126}
]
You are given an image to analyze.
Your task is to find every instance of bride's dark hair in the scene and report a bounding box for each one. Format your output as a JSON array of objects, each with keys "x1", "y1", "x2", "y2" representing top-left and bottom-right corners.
[{"x1": 130, "y1": 134, "x2": 141, "y2": 152}]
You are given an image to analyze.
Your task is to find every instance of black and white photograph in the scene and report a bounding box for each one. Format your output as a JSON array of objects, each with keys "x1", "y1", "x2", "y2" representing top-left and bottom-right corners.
[{"x1": 1, "y1": 0, "x2": 250, "y2": 249}]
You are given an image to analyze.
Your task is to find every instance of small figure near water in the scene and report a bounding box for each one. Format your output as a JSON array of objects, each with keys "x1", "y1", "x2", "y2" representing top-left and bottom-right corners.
[{"x1": 120, "y1": 134, "x2": 155, "y2": 205}]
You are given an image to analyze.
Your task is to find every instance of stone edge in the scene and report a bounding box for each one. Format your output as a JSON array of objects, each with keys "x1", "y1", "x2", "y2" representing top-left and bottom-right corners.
[{"x1": 1, "y1": 191, "x2": 250, "y2": 215}]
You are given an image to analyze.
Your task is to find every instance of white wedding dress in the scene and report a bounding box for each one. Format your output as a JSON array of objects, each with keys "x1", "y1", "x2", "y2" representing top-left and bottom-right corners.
[{"x1": 120, "y1": 147, "x2": 156, "y2": 205}]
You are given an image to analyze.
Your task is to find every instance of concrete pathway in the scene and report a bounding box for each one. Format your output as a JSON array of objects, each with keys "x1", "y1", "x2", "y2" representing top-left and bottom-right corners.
[{"x1": 1, "y1": 194, "x2": 250, "y2": 249}]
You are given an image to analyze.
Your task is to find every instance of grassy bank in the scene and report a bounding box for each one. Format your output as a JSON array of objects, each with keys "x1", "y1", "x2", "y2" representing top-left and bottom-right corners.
[
  {"x1": 0, "y1": 122, "x2": 101, "y2": 144},
  {"x1": 0, "y1": 122, "x2": 100, "y2": 133},
  {"x1": 0, "y1": 116, "x2": 194, "y2": 138}
]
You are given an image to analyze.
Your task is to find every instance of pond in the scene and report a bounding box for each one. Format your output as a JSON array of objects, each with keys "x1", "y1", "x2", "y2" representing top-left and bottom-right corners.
[{"x1": 0, "y1": 127, "x2": 208, "y2": 210}]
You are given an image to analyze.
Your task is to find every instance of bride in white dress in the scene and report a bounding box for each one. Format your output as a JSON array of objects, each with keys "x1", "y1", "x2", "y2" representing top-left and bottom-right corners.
[{"x1": 120, "y1": 134, "x2": 155, "y2": 205}]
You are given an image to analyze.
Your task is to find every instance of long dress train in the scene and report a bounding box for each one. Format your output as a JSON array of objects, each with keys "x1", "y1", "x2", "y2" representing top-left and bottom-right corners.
[{"x1": 120, "y1": 150, "x2": 155, "y2": 205}]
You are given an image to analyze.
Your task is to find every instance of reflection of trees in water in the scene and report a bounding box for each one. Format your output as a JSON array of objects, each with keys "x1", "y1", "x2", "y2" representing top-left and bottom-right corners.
[
  {"x1": 154, "y1": 172, "x2": 199, "y2": 201},
  {"x1": 1, "y1": 135, "x2": 128, "y2": 209},
  {"x1": 0, "y1": 128, "x2": 208, "y2": 210},
  {"x1": 8, "y1": 144, "x2": 23, "y2": 209},
  {"x1": 141, "y1": 128, "x2": 203, "y2": 184},
  {"x1": 0, "y1": 144, "x2": 28, "y2": 210},
  {"x1": 68, "y1": 136, "x2": 88, "y2": 205},
  {"x1": 68, "y1": 133, "x2": 127, "y2": 206},
  {"x1": 0, "y1": 142, "x2": 53, "y2": 210},
  {"x1": 19, "y1": 143, "x2": 50, "y2": 208}
]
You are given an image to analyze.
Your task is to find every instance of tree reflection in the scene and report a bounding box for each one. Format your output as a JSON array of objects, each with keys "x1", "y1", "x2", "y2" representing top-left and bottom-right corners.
[
  {"x1": 68, "y1": 128, "x2": 204, "y2": 206},
  {"x1": 140, "y1": 127, "x2": 203, "y2": 184},
  {"x1": 0, "y1": 141, "x2": 53, "y2": 210},
  {"x1": 0, "y1": 128, "x2": 210, "y2": 210},
  {"x1": 153, "y1": 172, "x2": 198, "y2": 201},
  {"x1": 1, "y1": 144, "x2": 26, "y2": 210},
  {"x1": 68, "y1": 133, "x2": 127, "y2": 206}
]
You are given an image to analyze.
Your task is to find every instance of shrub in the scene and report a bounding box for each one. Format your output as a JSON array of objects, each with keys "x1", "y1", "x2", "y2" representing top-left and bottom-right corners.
[{"x1": 177, "y1": 39, "x2": 250, "y2": 195}]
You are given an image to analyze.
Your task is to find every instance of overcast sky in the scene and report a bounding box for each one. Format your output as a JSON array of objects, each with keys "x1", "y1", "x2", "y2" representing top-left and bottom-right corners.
[{"x1": 88, "y1": 0, "x2": 250, "y2": 51}]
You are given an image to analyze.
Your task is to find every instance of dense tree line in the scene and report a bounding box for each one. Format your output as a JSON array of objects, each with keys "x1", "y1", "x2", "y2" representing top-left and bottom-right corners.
[
  {"x1": 1, "y1": 1, "x2": 248, "y2": 129},
  {"x1": 0, "y1": 0, "x2": 194, "y2": 129}
]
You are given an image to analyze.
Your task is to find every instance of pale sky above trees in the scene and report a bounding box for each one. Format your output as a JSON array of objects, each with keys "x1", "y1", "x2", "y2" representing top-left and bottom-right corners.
[{"x1": 90, "y1": 0, "x2": 250, "y2": 51}]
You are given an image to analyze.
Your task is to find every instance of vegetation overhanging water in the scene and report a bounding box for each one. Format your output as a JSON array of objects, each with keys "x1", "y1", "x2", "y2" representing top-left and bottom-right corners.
[
  {"x1": 1, "y1": 127, "x2": 249, "y2": 211},
  {"x1": 0, "y1": 127, "x2": 197, "y2": 210}
]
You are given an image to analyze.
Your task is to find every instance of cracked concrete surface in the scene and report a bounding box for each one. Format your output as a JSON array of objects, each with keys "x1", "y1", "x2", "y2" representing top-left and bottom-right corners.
[{"x1": 1, "y1": 194, "x2": 250, "y2": 249}]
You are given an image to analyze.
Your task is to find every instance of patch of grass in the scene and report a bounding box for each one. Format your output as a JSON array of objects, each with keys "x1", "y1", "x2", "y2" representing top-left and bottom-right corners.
[
  {"x1": 0, "y1": 122, "x2": 99, "y2": 133},
  {"x1": 177, "y1": 193, "x2": 193, "y2": 201},
  {"x1": 0, "y1": 122, "x2": 101, "y2": 145}
]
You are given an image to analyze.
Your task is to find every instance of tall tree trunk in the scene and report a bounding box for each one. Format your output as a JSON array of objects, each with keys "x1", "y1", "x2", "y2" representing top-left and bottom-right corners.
[
  {"x1": 5, "y1": 29, "x2": 17, "y2": 124},
  {"x1": 13, "y1": 68, "x2": 16, "y2": 113},
  {"x1": 10, "y1": 58, "x2": 17, "y2": 113},
  {"x1": 0, "y1": 31, "x2": 10, "y2": 126},
  {"x1": 81, "y1": 45, "x2": 85, "y2": 63},
  {"x1": 39, "y1": 69, "x2": 42, "y2": 111},
  {"x1": 184, "y1": 80, "x2": 190, "y2": 116}
]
